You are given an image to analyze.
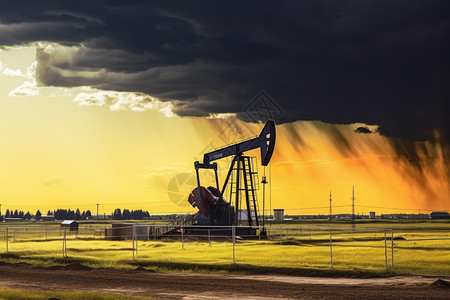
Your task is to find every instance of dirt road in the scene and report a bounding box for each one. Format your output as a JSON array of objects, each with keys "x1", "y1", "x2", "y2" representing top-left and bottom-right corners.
[{"x1": 0, "y1": 262, "x2": 448, "y2": 299}]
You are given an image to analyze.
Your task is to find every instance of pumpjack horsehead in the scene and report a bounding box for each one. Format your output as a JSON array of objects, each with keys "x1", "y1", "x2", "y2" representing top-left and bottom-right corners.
[{"x1": 188, "y1": 120, "x2": 276, "y2": 226}]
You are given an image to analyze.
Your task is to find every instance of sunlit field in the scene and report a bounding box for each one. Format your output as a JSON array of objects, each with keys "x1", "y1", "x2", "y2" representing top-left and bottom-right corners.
[
  {"x1": 1, "y1": 220, "x2": 449, "y2": 276},
  {"x1": 0, "y1": 288, "x2": 148, "y2": 300}
]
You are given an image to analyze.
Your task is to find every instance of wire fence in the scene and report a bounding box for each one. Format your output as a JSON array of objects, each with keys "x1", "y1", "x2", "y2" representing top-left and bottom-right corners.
[{"x1": 1, "y1": 224, "x2": 449, "y2": 275}]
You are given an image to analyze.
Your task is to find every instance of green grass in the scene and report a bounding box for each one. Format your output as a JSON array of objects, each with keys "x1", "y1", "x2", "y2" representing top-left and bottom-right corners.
[
  {"x1": 268, "y1": 219, "x2": 450, "y2": 230},
  {"x1": 0, "y1": 220, "x2": 449, "y2": 276},
  {"x1": 0, "y1": 288, "x2": 149, "y2": 300},
  {"x1": 2, "y1": 234, "x2": 449, "y2": 276}
]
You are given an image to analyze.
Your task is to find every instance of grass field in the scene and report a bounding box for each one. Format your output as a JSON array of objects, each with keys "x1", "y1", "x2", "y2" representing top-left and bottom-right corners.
[
  {"x1": 0, "y1": 288, "x2": 148, "y2": 300},
  {"x1": 0, "y1": 220, "x2": 449, "y2": 276}
]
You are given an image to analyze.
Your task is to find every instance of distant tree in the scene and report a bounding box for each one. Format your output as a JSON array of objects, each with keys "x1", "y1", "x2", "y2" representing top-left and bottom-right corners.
[
  {"x1": 54, "y1": 209, "x2": 69, "y2": 220},
  {"x1": 113, "y1": 208, "x2": 122, "y2": 220},
  {"x1": 86, "y1": 210, "x2": 92, "y2": 218},
  {"x1": 122, "y1": 209, "x2": 131, "y2": 220},
  {"x1": 47, "y1": 210, "x2": 51, "y2": 216},
  {"x1": 19, "y1": 211, "x2": 24, "y2": 218},
  {"x1": 81, "y1": 211, "x2": 86, "y2": 220},
  {"x1": 75, "y1": 209, "x2": 81, "y2": 220},
  {"x1": 68, "y1": 209, "x2": 75, "y2": 220},
  {"x1": 36, "y1": 210, "x2": 42, "y2": 219},
  {"x1": 131, "y1": 209, "x2": 146, "y2": 220},
  {"x1": 24, "y1": 211, "x2": 32, "y2": 220},
  {"x1": 13, "y1": 209, "x2": 18, "y2": 218},
  {"x1": 5, "y1": 209, "x2": 10, "y2": 218}
]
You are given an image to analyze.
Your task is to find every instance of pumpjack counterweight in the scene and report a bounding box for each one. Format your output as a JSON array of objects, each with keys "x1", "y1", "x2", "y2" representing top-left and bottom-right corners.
[{"x1": 188, "y1": 120, "x2": 276, "y2": 226}]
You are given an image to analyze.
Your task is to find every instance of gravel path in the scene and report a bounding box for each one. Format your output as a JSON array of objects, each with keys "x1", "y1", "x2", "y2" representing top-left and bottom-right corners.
[{"x1": 0, "y1": 262, "x2": 448, "y2": 299}]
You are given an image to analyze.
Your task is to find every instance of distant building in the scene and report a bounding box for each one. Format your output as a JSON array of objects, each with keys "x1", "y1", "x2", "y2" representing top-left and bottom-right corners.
[
  {"x1": 429, "y1": 212, "x2": 450, "y2": 219},
  {"x1": 235, "y1": 209, "x2": 257, "y2": 222},
  {"x1": 60, "y1": 220, "x2": 79, "y2": 231},
  {"x1": 273, "y1": 209, "x2": 285, "y2": 221},
  {"x1": 40, "y1": 215, "x2": 55, "y2": 221},
  {"x1": 369, "y1": 212, "x2": 376, "y2": 219},
  {"x1": 5, "y1": 218, "x2": 24, "y2": 222}
]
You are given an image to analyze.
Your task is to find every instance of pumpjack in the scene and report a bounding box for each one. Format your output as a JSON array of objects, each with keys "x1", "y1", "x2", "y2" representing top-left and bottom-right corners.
[{"x1": 188, "y1": 120, "x2": 276, "y2": 230}]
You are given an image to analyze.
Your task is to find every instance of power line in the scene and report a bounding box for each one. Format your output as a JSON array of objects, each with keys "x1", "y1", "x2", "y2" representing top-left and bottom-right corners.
[
  {"x1": 283, "y1": 205, "x2": 351, "y2": 211},
  {"x1": 355, "y1": 205, "x2": 449, "y2": 212}
]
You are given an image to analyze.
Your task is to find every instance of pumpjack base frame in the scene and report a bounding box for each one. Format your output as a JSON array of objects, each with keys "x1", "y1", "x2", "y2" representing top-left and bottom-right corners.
[{"x1": 195, "y1": 154, "x2": 260, "y2": 227}]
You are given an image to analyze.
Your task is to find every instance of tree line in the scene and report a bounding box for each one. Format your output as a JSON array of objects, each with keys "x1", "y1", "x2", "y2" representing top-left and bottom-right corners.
[
  {"x1": 1, "y1": 208, "x2": 150, "y2": 221},
  {"x1": 50, "y1": 209, "x2": 92, "y2": 220},
  {"x1": 112, "y1": 209, "x2": 150, "y2": 220},
  {"x1": 2, "y1": 209, "x2": 43, "y2": 221}
]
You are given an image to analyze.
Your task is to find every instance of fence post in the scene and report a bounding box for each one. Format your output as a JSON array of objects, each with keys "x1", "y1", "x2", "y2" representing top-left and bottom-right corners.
[
  {"x1": 5, "y1": 227, "x2": 8, "y2": 253},
  {"x1": 132, "y1": 225, "x2": 135, "y2": 260},
  {"x1": 181, "y1": 226, "x2": 184, "y2": 249},
  {"x1": 208, "y1": 230, "x2": 211, "y2": 247},
  {"x1": 132, "y1": 236, "x2": 135, "y2": 260},
  {"x1": 65, "y1": 228, "x2": 67, "y2": 257},
  {"x1": 232, "y1": 226, "x2": 236, "y2": 264},
  {"x1": 384, "y1": 230, "x2": 388, "y2": 272},
  {"x1": 135, "y1": 225, "x2": 137, "y2": 257},
  {"x1": 63, "y1": 228, "x2": 67, "y2": 258},
  {"x1": 391, "y1": 230, "x2": 394, "y2": 273},
  {"x1": 280, "y1": 226, "x2": 283, "y2": 245},
  {"x1": 329, "y1": 228, "x2": 333, "y2": 269}
]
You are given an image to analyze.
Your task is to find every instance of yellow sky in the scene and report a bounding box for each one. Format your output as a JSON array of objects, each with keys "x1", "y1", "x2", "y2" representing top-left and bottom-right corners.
[{"x1": 0, "y1": 46, "x2": 449, "y2": 215}]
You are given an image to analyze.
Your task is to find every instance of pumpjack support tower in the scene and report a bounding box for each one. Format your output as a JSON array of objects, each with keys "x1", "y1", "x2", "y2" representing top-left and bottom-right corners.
[{"x1": 188, "y1": 120, "x2": 276, "y2": 228}]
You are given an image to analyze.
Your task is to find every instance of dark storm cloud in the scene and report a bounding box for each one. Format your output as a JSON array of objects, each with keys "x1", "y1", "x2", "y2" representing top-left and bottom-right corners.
[
  {"x1": 355, "y1": 127, "x2": 372, "y2": 134},
  {"x1": 1, "y1": 0, "x2": 449, "y2": 141}
]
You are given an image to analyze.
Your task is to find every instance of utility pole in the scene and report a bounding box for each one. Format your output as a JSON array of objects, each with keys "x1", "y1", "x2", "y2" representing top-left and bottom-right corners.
[
  {"x1": 261, "y1": 168, "x2": 268, "y2": 237},
  {"x1": 269, "y1": 163, "x2": 272, "y2": 223},
  {"x1": 329, "y1": 191, "x2": 332, "y2": 221},
  {"x1": 96, "y1": 203, "x2": 99, "y2": 223},
  {"x1": 351, "y1": 186, "x2": 356, "y2": 231}
]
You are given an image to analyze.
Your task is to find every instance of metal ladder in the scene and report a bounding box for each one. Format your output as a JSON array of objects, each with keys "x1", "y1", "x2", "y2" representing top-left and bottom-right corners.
[
  {"x1": 227, "y1": 156, "x2": 261, "y2": 226},
  {"x1": 243, "y1": 156, "x2": 261, "y2": 226}
]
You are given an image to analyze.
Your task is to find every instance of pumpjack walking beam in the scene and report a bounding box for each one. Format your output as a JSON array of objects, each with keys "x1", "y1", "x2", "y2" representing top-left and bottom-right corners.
[
  {"x1": 193, "y1": 120, "x2": 276, "y2": 226},
  {"x1": 202, "y1": 120, "x2": 276, "y2": 167}
]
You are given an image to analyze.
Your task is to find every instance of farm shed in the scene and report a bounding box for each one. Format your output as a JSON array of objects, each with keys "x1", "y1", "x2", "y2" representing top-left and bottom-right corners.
[
  {"x1": 60, "y1": 220, "x2": 79, "y2": 231},
  {"x1": 105, "y1": 223, "x2": 149, "y2": 241}
]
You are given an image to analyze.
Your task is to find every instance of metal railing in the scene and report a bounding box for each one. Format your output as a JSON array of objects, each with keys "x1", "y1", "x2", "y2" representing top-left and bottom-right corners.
[{"x1": 1, "y1": 224, "x2": 449, "y2": 275}]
